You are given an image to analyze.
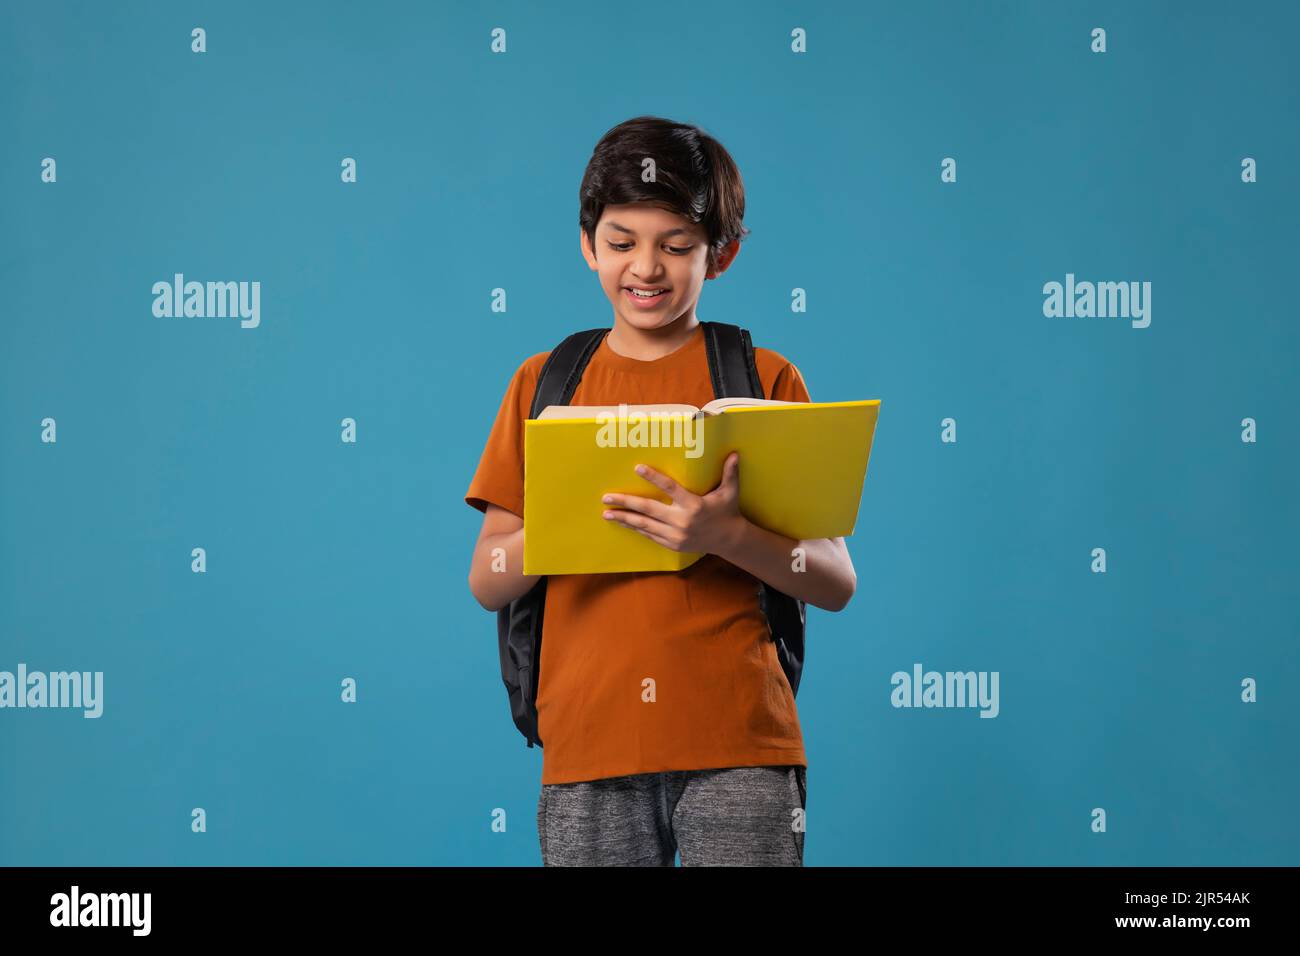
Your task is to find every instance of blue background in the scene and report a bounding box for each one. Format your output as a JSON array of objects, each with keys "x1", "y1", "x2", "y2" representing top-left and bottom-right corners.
[{"x1": 2, "y1": 0, "x2": 1296, "y2": 866}]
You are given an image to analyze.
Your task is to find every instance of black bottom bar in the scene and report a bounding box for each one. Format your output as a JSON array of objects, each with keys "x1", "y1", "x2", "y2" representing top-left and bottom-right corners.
[{"x1": 0, "y1": 866, "x2": 1277, "y2": 940}]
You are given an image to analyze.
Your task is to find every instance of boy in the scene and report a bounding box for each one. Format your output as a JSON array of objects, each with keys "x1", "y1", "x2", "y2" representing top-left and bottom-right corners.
[{"x1": 465, "y1": 116, "x2": 857, "y2": 866}]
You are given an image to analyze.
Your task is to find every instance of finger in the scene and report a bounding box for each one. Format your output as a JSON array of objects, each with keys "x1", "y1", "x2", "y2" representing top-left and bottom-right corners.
[
  {"x1": 601, "y1": 492, "x2": 673, "y2": 522},
  {"x1": 624, "y1": 523, "x2": 680, "y2": 552},
  {"x1": 633, "y1": 463, "x2": 691, "y2": 503},
  {"x1": 706, "y1": 452, "x2": 740, "y2": 497},
  {"x1": 603, "y1": 508, "x2": 677, "y2": 541},
  {"x1": 722, "y1": 451, "x2": 741, "y2": 486}
]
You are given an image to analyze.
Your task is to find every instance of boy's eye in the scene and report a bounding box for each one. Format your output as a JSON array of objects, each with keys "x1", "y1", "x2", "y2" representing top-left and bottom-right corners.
[{"x1": 606, "y1": 241, "x2": 694, "y2": 255}]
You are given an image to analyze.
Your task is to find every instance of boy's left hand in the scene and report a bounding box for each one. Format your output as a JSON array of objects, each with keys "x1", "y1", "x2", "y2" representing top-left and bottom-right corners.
[{"x1": 601, "y1": 452, "x2": 747, "y2": 556}]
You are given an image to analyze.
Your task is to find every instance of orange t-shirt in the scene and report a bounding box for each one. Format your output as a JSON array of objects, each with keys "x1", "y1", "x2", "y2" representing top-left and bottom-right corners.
[{"x1": 465, "y1": 322, "x2": 810, "y2": 784}]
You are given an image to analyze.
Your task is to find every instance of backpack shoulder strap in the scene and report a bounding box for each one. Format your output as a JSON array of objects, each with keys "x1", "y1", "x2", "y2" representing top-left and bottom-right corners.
[
  {"x1": 501, "y1": 326, "x2": 607, "y2": 751},
  {"x1": 702, "y1": 320, "x2": 806, "y2": 698},
  {"x1": 532, "y1": 321, "x2": 762, "y2": 409},
  {"x1": 529, "y1": 328, "x2": 609, "y2": 417},
  {"x1": 701, "y1": 321, "x2": 765, "y2": 399}
]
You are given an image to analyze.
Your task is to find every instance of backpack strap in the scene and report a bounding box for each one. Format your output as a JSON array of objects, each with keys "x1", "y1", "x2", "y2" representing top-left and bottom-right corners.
[
  {"x1": 501, "y1": 326, "x2": 608, "y2": 750},
  {"x1": 531, "y1": 321, "x2": 764, "y2": 409},
  {"x1": 529, "y1": 328, "x2": 609, "y2": 417},
  {"x1": 702, "y1": 321, "x2": 764, "y2": 399},
  {"x1": 701, "y1": 321, "x2": 807, "y2": 697}
]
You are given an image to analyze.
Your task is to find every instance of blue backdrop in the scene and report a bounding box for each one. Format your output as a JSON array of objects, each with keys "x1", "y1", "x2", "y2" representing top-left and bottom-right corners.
[{"x1": 2, "y1": 0, "x2": 1296, "y2": 866}]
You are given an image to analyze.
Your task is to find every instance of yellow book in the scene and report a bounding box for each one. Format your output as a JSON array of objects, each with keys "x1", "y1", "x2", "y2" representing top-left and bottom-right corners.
[{"x1": 523, "y1": 397, "x2": 881, "y2": 574}]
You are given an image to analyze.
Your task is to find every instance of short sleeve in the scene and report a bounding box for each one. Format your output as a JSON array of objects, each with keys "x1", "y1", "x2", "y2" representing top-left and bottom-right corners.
[
  {"x1": 770, "y1": 360, "x2": 812, "y2": 403},
  {"x1": 464, "y1": 356, "x2": 542, "y2": 519}
]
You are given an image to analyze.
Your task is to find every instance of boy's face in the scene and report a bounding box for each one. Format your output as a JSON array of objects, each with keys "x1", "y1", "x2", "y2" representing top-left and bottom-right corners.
[{"x1": 580, "y1": 202, "x2": 738, "y2": 333}]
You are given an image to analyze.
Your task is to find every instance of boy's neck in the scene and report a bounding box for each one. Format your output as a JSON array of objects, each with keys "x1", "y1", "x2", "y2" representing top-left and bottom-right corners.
[{"x1": 605, "y1": 311, "x2": 702, "y2": 362}]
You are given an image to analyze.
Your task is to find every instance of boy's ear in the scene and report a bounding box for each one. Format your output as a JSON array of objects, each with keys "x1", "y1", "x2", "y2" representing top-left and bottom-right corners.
[
  {"x1": 579, "y1": 227, "x2": 598, "y2": 271},
  {"x1": 707, "y1": 238, "x2": 740, "y2": 279}
]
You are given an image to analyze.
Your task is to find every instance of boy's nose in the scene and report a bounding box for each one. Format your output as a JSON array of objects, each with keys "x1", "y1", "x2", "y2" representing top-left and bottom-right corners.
[{"x1": 633, "y1": 251, "x2": 664, "y2": 279}]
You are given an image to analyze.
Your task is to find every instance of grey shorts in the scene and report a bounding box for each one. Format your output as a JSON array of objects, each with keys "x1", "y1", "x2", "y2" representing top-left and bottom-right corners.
[{"x1": 537, "y1": 764, "x2": 806, "y2": 866}]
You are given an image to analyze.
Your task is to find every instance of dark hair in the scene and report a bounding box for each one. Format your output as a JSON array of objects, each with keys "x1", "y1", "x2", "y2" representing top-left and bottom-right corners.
[{"x1": 579, "y1": 115, "x2": 750, "y2": 274}]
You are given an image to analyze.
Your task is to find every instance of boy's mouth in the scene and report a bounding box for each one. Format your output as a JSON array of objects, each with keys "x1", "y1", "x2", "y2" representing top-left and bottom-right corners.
[{"x1": 624, "y1": 285, "x2": 670, "y2": 306}]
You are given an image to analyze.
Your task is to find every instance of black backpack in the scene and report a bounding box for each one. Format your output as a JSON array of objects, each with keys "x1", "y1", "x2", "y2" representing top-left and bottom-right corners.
[{"x1": 497, "y1": 320, "x2": 807, "y2": 748}]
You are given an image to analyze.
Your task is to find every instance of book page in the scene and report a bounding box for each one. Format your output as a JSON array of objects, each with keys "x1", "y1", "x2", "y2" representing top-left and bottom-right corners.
[
  {"x1": 700, "y1": 396, "x2": 804, "y2": 415},
  {"x1": 536, "y1": 403, "x2": 699, "y2": 420}
]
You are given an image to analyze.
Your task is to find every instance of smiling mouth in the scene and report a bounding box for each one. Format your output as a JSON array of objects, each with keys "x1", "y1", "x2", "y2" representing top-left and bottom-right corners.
[{"x1": 625, "y1": 287, "x2": 669, "y2": 298}]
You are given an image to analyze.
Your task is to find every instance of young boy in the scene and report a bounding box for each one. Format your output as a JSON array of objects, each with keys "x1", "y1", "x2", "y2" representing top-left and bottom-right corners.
[{"x1": 465, "y1": 116, "x2": 857, "y2": 866}]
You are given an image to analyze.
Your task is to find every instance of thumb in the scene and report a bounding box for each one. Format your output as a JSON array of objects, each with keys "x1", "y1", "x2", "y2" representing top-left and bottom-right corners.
[{"x1": 723, "y1": 451, "x2": 741, "y2": 487}]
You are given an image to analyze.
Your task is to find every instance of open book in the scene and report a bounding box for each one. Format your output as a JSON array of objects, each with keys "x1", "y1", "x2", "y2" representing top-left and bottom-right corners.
[
  {"x1": 535, "y1": 396, "x2": 800, "y2": 420},
  {"x1": 523, "y1": 397, "x2": 881, "y2": 574}
]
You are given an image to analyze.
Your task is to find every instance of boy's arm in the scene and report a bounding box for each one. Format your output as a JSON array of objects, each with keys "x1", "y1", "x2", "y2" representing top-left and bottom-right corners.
[
  {"x1": 465, "y1": 356, "x2": 546, "y2": 613},
  {"x1": 467, "y1": 504, "x2": 541, "y2": 613},
  {"x1": 715, "y1": 524, "x2": 856, "y2": 613},
  {"x1": 600, "y1": 453, "x2": 857, "y2": 612}
]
